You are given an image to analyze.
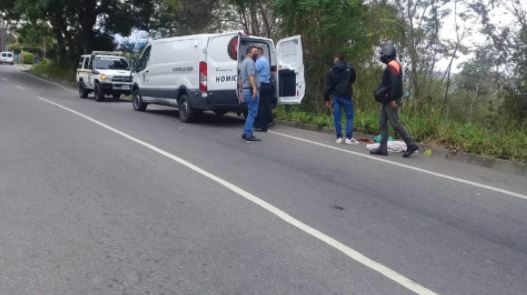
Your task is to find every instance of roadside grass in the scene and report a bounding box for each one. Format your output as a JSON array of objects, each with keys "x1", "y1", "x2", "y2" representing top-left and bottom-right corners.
[
  {"x1": 31, "y1": 59, "x2": 76, "y2": 85},
  {"x1": 274, "y1": 105, "x2": 527, "y2": 162}
]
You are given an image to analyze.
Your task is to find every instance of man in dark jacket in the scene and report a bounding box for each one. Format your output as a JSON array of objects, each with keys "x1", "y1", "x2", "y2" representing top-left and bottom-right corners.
[
  {"x1": 370, "y1": 43, "x2": 419, "y2": 158},
  {"x1": 324, "y1": 52, "x2": 358, "y2": 144}
]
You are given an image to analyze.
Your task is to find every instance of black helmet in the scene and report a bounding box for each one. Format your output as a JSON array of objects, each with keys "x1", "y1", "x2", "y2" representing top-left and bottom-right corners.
[{"x1": 380, "y1": 43, "x2": 396, "y2": 63}]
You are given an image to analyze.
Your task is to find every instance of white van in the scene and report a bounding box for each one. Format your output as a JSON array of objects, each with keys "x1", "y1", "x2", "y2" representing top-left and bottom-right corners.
[
  {"x1": 131, "y1": 31, "x2": 304, "y2": 122},
  {"x1": 0, "y1": 52, "x2": 15, "y2": 65}
]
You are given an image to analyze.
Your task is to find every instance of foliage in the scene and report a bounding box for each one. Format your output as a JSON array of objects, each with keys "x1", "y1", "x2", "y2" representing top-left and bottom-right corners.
[
  {"x1": 31, "y1": 59, "x2": 76, "y2": 83},
  {"x1": 20, "y1": 51, "x2": 34, "y2": 64}
]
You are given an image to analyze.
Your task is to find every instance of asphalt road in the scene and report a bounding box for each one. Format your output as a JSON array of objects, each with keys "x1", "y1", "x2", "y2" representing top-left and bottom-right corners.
[{"x1": 0, "y1": 65, "x2": 526, "y2": 295}]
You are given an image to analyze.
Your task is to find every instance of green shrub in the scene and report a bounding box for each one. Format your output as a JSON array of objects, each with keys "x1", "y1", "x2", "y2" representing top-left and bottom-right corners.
[
  {"x1": 31, "y1": 59, "x2": 75, "y2": 83},
  {"x1": 21, "y1": 51, "x2": 35, "y2": 64}
]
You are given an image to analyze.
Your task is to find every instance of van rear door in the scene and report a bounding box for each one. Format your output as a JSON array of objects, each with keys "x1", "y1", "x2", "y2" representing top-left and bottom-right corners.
[
  {"x1": 276, "y1": 35, "x2": 305, "y2": 104},
  {"x1": 206, "y1": 32, "x2": 240, "y2": 106}
]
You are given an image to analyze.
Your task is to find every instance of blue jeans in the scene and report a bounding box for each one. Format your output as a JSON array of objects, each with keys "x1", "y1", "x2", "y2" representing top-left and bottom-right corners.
[
  {"x1": 243, "y1": 89, "x2": 259, "y2": 136},
  {"x1": 332, "y1": 96, "x2": 354, "y2": 139}
]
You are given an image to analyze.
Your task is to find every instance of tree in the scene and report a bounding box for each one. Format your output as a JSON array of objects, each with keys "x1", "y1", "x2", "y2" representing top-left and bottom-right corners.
[{"x1": 391, "y1": 0, "x2": 451, "y2": 101}]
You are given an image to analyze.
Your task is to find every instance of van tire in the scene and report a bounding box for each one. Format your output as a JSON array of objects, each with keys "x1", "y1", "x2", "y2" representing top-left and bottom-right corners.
[
  {"x1": 132, "y1": 89, "x2": 147, "y2": 112},
  {"x1": 78, "y1": 82, "x2": 89, "y2": 99},
  {"x1": 95, "y1": 83, "x2": 105, "y2": 102},
  {"x1": 178, "y1": 94, "x2": 200, "y2": 122}
]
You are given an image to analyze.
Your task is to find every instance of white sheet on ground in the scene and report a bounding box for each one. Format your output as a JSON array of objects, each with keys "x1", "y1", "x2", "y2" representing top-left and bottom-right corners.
[{"x1": 366, "y1": 141, "x2": 407, "y2": 153}]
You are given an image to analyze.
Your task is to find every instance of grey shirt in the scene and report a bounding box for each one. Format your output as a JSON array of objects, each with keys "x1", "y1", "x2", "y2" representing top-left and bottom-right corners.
[{"x1": 240, "y1": 58, "x2": 259, "y2": 89}]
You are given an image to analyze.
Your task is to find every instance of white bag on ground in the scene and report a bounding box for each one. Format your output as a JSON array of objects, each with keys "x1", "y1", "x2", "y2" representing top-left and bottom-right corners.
[{"x1": 366, "y1": 141, "x2": 407, "y2": 153}]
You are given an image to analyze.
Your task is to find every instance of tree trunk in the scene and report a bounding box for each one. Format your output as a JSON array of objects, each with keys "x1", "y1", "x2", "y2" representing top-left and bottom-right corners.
[
  {"x1": 79, "y1": 0, "x2": 98, "y2": 54},
  {"x1": 49, "y1": 13, "x2": 67, "y2": 64}
]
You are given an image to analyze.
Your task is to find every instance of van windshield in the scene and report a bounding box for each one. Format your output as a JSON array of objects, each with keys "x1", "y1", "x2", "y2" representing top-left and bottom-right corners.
[{"x1": 94, "y1": 56, "x2": 129, "y2": 70}]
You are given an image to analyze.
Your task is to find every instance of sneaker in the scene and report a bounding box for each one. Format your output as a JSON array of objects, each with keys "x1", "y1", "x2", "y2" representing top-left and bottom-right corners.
[
  {"x1": 345, "y1": 138, "x2": 359, "y2": 145},
  {"x1": 403, "y1": 144, "x2": 419, "y2": 158},
  {"x1": 370, "y1": 148, "x2": 388, "y2": 156},
  {"x1": 241, "y1": 134, "x2": 246, "y2": 140},
  {"x1": 336, "y1": 137, "x2": 343, "y2": 144},
  {"x1": 244, "y1": 135, "x2": 261, "y2": 142}
]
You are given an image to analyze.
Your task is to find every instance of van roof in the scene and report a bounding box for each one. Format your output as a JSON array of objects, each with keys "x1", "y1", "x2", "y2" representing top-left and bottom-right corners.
[
  {"x1": 147, "y1": 31, "x2": 272, "y2": 45},
  {"x1": 148, "y1": 32, "x2": 233, "y2": 44},
  {"x1": 146, "y1": 30, "x2": 273, "y2": 45}
]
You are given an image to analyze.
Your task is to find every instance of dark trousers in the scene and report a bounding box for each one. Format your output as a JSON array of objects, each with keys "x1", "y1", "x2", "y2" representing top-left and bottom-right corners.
[
  {"x1": 255, "y1": 82, "x2": 274, "y2": 129},
  {"x1": 379, "y1": 102, "x2": 414, "y2": 149}
]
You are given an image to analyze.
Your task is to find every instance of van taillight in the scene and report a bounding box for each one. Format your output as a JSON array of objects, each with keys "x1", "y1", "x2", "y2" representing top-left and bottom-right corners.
[{"x1": 199, "y1": 61, "x2": 207, "y2": 92}]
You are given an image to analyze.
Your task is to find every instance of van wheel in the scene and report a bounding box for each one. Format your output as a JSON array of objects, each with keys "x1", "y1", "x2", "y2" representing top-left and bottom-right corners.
[
  {"x1": 132, "y1": 89, "x2": 147, "y2": 112},
  {"x1": 95, "y1": 83, "x2": 105, "y2": 102},
  {"x1": 78, "y1": 82, "x2": 89, "y2": 99},
  {"x1": 178, "y1": 94, "x2": 200, "y2": 122}
]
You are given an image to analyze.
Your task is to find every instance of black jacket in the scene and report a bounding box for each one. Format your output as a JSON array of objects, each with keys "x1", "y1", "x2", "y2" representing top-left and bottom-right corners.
[
  {"x1": 381, "y1": 59, "x2": 403, "y2": 102},
  {"x1": 324, "y1": 61, "x2": 356, "y2": 101}
]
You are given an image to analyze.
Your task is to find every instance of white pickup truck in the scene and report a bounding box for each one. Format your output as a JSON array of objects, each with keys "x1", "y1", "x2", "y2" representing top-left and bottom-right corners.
[{"x1": 76, "y1": 51, "x2": 133, "y2": 102}]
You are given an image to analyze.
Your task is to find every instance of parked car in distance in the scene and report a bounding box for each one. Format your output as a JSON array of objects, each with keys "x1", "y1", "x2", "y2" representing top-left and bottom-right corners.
[
  {"x1": 131, "y1": 31, "x2": 304, "y2": 122},
  {"x1": 0, "y1": 52, "x2": 15, "y2": 65},
  {"x1": 76, "y1": 51, "x2": 133, "y2": 102}
]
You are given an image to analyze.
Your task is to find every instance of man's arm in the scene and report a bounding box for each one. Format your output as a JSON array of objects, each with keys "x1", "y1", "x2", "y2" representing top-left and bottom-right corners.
[
  {"x1": 247, "y1": 61, "x2": 258, "y2": 99},
  {"x1": 249, "y1": 74, "x2": 257, "y2": 99},
  {"x1": 387, "y1": 65, "x2": 399, "y2": 108}
]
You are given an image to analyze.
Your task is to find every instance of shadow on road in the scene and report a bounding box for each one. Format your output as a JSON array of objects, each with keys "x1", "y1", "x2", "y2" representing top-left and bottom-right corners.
[{"x1": 146, "y1": 109, "x2": 245, "y2": 128}]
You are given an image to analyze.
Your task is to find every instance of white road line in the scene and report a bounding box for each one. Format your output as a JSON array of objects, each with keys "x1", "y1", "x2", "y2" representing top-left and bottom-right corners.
[
  {"x1": 22, "y1": 71, "x2": 76, "y2": 94},
  {"x1": 1, "y1": 77, "x2": 8, "y2": 81},
  {"x1": 35, "y1": 96, "x2": 439, "y2": 295},
  {"x1": 269, "y1": 131, "x2": 527, "y2": 201},
  {"x1": 15, "y1": 85, "x2": 24, "y2": 90}
]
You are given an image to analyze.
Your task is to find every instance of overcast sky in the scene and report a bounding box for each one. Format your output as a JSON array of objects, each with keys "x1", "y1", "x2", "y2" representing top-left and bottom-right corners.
[{"x1": 436, "y1": 0, "x2": 525, "y2": 72}]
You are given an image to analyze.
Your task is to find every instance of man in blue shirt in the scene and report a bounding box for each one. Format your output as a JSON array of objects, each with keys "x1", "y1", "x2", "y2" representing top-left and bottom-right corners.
[
  {"x1": 254, "y1": 46, "x2": 274, "y2": 132},
  {"x1": 239, "y1": 46, "x2": 261, "y2": 142}
]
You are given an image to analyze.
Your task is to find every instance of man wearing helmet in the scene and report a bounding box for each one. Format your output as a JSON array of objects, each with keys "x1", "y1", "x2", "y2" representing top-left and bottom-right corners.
[{"x1": 370, "y1": 43, "x2": 419, "y2": 158}]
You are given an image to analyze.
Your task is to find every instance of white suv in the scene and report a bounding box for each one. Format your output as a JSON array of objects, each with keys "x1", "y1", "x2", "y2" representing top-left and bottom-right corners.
[
  {"x1": 76, "y1": 51, "x2": 133, "y2": 101},
  {"x1": 0, "y1": 52, "x2": 14, "y2": 65}
]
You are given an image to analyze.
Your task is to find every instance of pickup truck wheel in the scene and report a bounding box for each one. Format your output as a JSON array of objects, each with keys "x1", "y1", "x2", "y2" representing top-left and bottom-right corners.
[
  {"x1": 132, "y1": 89, "x2": 147, "y2": 112},
  {"x1": 178, "y1": 94, "x2": 200, "y2": 122},
  {"x1": 95, "y1": 83, "x2": 105, "y2": 102},
  {"x1": 78, "y1": 82, "x2": 89, "y2": 99}
]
